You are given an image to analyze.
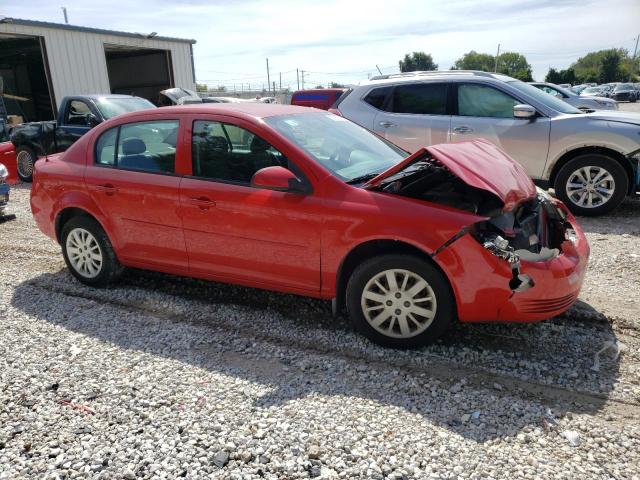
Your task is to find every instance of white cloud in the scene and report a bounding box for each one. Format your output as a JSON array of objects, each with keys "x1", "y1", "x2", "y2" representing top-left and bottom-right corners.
[{"x1": 4, "y1": 0, "x2": 640, "y2": 87}]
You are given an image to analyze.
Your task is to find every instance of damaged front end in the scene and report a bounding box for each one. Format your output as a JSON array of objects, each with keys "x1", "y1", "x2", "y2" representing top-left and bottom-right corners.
[{"x1": 365, "y1": 140, "x2": 581, "y2": 298}]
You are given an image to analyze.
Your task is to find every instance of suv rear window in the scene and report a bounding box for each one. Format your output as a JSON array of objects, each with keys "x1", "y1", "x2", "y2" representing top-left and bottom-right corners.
[
  {"x1": 391, "y1": 83, "x2": 447, "y2": 115},
  {"x1": 363, "y1": 87, "x2": 391, "y2": 110}
]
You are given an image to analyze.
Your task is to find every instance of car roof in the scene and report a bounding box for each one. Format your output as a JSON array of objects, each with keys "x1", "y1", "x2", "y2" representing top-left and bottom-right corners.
[
  {"x1": 363, "y1": 70, "x2": 515, "y2": 86},
  {"x1": 152, "y1": 103, "x2": 318, "y2": 119},
  {"x1": 78, "y1": 94, "x2": 143, "y2": 100}
]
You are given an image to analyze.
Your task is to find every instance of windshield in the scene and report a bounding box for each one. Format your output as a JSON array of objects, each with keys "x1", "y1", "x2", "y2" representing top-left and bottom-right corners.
[
  {"x1": 615, "y1": 83, "x2": 633, "y2": 91},
  {"x1": 265, "y1": 113, "x2": 408, "y2": 182},
  {"x1": 507, "y1": 80, "x2": 582, "y2": 114},
  {"x1": 96, "y1": 97, "x2": 156, "y2": 119}
]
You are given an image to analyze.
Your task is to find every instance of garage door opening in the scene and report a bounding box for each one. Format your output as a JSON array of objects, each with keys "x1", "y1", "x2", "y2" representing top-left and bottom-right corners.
[
  {"x1": 104, "y1": 44, "x2": 174, "y2": 105},
  {"x1": 0, "y1": 34, "x2": 54, "y2": 122}
]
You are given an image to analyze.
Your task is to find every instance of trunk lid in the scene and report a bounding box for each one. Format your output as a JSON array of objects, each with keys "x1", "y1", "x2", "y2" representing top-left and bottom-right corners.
[{"x1": 363, "y1": 139, "x2": 536, "y2": 211}]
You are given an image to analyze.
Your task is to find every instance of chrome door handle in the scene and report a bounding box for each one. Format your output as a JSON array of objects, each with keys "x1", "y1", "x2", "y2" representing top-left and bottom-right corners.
[
  {"x1": 379, "y1": 121, "x2": 395, "y2": 128},
  {"x1": 452, "y1": 125, "x2": 473, "y2": 134}
]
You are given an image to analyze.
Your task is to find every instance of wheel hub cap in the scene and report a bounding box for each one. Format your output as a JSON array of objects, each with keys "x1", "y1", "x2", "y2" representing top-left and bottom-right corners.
[
  {"x1": 565, "y1": 165, "x2": 615, "y2": 208},
  {"x1": 66, "y1": 228, "x2": 103, "y2": 278},
  {"x1": 360, "y1": 269, "x2": 437, "y2": 339},
  {"x1": 16, "y1": 151, "x2": 34, "y2": 178}
]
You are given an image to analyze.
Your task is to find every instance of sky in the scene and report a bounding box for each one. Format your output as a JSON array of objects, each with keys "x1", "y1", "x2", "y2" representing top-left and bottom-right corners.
[{"x1": 2, "y1": 0, "x2": 639, "y2": 90}]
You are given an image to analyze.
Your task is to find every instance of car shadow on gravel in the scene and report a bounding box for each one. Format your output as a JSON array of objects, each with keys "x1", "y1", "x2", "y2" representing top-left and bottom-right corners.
[
  {"x1": 11, "y1": 269, "x2": 623, "y2": 443},
  {"x1": 575, "y1": 197, "x2": 640, "y2": 236}
]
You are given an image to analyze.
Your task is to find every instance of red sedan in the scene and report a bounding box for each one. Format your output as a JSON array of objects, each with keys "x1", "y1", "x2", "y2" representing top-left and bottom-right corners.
[{"x1": 31, "y1": 104, "x2": 589, "y2": 348}]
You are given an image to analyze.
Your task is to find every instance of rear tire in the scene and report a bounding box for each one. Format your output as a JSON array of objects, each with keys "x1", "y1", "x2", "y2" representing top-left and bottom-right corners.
[
  {"x1": 346, "y1": 254, "x2": 455, "y2": 348},
  {"x1": 16, "y1": 146, "x2": 36, "y2": 183},
  {"x1": 61, "y1": 216, "x2": 124, "y2": 287},
  {"x1": 554, "y1": 154, "x2": 627, "y2": 216}
]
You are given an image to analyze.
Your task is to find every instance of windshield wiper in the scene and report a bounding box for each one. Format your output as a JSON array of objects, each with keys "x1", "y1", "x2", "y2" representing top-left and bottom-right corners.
[{"x1": 346, "y1": 173, "x2": 380, "y2": 185}]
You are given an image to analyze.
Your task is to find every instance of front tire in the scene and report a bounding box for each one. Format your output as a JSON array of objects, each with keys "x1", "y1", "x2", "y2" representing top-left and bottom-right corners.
[
  {"x1": 61, "y1": 216, "x2": 124, "y2": 287},
  {"x1": 346, "y1": 254, "x2": 455, "y2": 348},
  {"x1": 16, "y1": 146, "x2": 36, "y2": 182},
  {"x1": 554, "y1": 154, "x2": 627, "y2": 216}
]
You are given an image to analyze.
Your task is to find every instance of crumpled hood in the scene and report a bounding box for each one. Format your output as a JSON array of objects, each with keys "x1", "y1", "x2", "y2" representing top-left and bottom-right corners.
[{"x1": 363, "y1": 139, "x2": 537, "y2": 211}]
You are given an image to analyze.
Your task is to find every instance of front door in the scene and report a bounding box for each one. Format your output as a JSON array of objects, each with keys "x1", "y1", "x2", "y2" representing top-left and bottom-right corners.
[
  {"x1": 180, "y1": 118, "x2": 321, "y2": 292},
  {"x1": 56, "y1": 99, "x2": 95, "y2": 152},
  {"x1": 450, "y1": 82, "x2": 551, "y2": 179},
  {"x1": 84, "y1": 119, "x2": 188, "y2": 271},
  {"x1": 373, "y1": 82, "x2": 451, "y2": 152}
]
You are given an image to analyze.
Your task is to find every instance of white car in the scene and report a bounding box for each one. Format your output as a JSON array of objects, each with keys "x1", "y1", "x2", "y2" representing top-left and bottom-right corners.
[{"x1": 530, "y1": 82, "x2": 618, "y2": 111}]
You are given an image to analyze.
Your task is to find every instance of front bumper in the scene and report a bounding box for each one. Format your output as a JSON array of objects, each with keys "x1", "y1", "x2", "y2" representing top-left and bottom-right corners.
[{"x1": 435, "y1": 203, "x2": 589, "y2": 323}]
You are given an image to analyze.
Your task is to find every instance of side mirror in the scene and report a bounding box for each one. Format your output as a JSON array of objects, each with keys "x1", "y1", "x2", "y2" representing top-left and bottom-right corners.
[
  {"x1": 85, "y1": 113, "x2": 100, "y2": 127},
  {"x1": 513, "y1": 104, "x2": 537, "y2": 119},
  {"x1": 251, "y1": 166, "x2": 309, "y2": 194}
]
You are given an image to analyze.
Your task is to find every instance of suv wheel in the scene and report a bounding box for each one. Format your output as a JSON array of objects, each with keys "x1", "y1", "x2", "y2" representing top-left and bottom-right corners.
[
  {"x1": 346, "y1": 254, "x2": 454, "y2": 348},
  {"x1": 554, "y1": 154, "x2": 627, "y2": 216},
  {"x1": 61, "y1": 216, "x2": 124, "y2": 287},
  {"x1": 16, "y1": 146, "x2": 36, "y2": 182}
]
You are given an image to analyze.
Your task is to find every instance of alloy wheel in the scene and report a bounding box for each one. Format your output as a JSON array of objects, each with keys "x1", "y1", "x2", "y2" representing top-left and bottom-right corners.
[
  {"x1": 360, "y1": 269, "x2": 437, "y2": 339},
  {"x1": 565, "y1": 165, "x2": 615, "y2": 209},
  {"x1": 16, "y1": 150, "x2": 34, "y2": 179},
  {"x1": 66, "y1": 228, "x2": 103, "y2": 278}
]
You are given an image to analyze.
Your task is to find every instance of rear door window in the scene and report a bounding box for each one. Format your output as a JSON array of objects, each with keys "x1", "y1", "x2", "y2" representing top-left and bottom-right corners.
[
  {"x1": 94, "y1": 120, "x2": 179, "y2": 174},
  {"x1": 391, "y1": 83, "x2": 447, "y2": 115}
]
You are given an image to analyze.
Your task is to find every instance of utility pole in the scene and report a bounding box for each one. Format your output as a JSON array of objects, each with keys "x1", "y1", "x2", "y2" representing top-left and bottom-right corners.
[
  {"x1": 494, "y1": 43, "x2": 501, "y2": 72},
  {"x1": 296, "y1": 69, "x2": 300, "y2": 90},
  {"x1": 632, "y1": 34, "x2": 639, "y2": 80},
  {"x1": 266, "y1": 58, "x2": 271, "y2": 96},
  {"x1": 61, "y1": 7, "x2": 69, "y2": 24},
  {"x1": 301, "y1": 70, "x2": 305, "y2": 90},
  {"x1": 279, "y1": 72, "x2": 282, "y2": 92}
]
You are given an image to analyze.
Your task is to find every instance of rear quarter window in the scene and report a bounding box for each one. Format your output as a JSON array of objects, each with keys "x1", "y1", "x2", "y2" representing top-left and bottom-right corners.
[{"x1": 363, "y1": 87, "x2": 391, "y2": 110}]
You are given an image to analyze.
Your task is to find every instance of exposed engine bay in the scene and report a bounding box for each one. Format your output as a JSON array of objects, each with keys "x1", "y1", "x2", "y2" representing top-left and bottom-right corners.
[{"x1": 374, "y1": 156, "x2": 575, "y2": 292}]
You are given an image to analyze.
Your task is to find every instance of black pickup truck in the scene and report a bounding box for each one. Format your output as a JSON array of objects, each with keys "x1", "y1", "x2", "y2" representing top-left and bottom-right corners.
[{"x1": 11, "y1": 94, "x2": 155, "y2": 181}]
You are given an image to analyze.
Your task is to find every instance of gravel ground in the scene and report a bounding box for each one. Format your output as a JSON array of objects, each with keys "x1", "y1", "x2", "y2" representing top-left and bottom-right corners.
[{"x1": 1, "y1": 178, "x2": 639, "y2": 479}]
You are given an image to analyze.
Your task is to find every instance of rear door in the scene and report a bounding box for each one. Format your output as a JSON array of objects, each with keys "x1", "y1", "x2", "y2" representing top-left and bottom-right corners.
[
  {"x1": 373, "y1": 82, "x2": 451, "y2": 153},
  {"x1": 179, "y1": 115, "x2": 322, "y2": 292},
  {"x1": 450, "y1": 82, "x2": 551, "y2": 179},
  {"x1": 84, "y1": 118, "x2": 188, "y2": 272}
]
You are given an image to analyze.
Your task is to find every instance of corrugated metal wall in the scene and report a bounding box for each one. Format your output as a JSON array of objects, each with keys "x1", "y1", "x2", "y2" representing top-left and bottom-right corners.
[{"x1": 0, "y1": 22, "x2": 195, "y2": 110}]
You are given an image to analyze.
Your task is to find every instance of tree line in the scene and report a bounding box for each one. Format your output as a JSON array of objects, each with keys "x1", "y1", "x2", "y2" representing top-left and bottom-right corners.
[{"x1": 397, "y1": 49, "x2": 639, "y2": 84}]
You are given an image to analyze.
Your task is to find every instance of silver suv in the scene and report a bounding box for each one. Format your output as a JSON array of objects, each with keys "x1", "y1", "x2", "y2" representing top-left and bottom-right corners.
[{"x1": 332, "y1": 71, "x2": 640, "y2": 216}]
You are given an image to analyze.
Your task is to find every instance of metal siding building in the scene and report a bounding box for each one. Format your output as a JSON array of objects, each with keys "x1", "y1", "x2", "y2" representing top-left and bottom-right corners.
[{"x1": 0, "y1": 18, "x2": 196, "y2": 120}]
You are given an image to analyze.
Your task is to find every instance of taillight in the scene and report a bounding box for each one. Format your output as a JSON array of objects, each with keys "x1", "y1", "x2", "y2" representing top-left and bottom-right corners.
[{"x1": 328, "y1": 108, "x2": 342, "y2": 116}]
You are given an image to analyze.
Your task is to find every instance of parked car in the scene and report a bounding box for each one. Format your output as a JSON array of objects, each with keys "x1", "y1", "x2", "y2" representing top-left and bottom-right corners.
[
  {"x1": 609, "y1": 83, "x2": 638, "y2": 102},
  {"x1": 580, "y1": 86, "x2": 607, "y2": 97},
  {"x1": 0, "y1": 161, "x2": 16, "y2": 223},
  {"x1": 291, "y1": 88, "x2": 346, "y2": 110},
  {"x1": 530, "y1": 82, "x2": 617, "y2": 111},
  {"x1": 570, "y1": 84, "x2": 589, "y2": 95},
  {"x1": 0, "y1": 141, "x2": 17, "y2": 184},
  {"x1": 331, "y1": 71, "x2": 640, "y2": 216},
  {"x1": 11, "y1": 94, "x2": 155, "y2": 182},
  {"x1": 30, "y1": 104, "x2": 590, "y2": 348}
]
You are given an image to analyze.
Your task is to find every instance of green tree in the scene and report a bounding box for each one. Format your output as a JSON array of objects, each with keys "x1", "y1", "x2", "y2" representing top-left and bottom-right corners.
[
  {"x1": 545, "y1": 68, "x2": 562, "y2": 83},
  {"x1": 399, "y1": 52, "x2": 438, "y2": 72},
  {"x1": 599, "y1": 50, "x2": 623, "y2": 83},
  {"x1": 496, "y1": 52, "x2": 533, "y2": 81},
  {"x1": 330, "y1": 82, "x2": 345, "y2": 88},
  {"x1": 570, "y1": 48, "x2": 635, "y2": 83},
  {"x1": 451, "y1": 50, "x2": 495, "y2": 71}
]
